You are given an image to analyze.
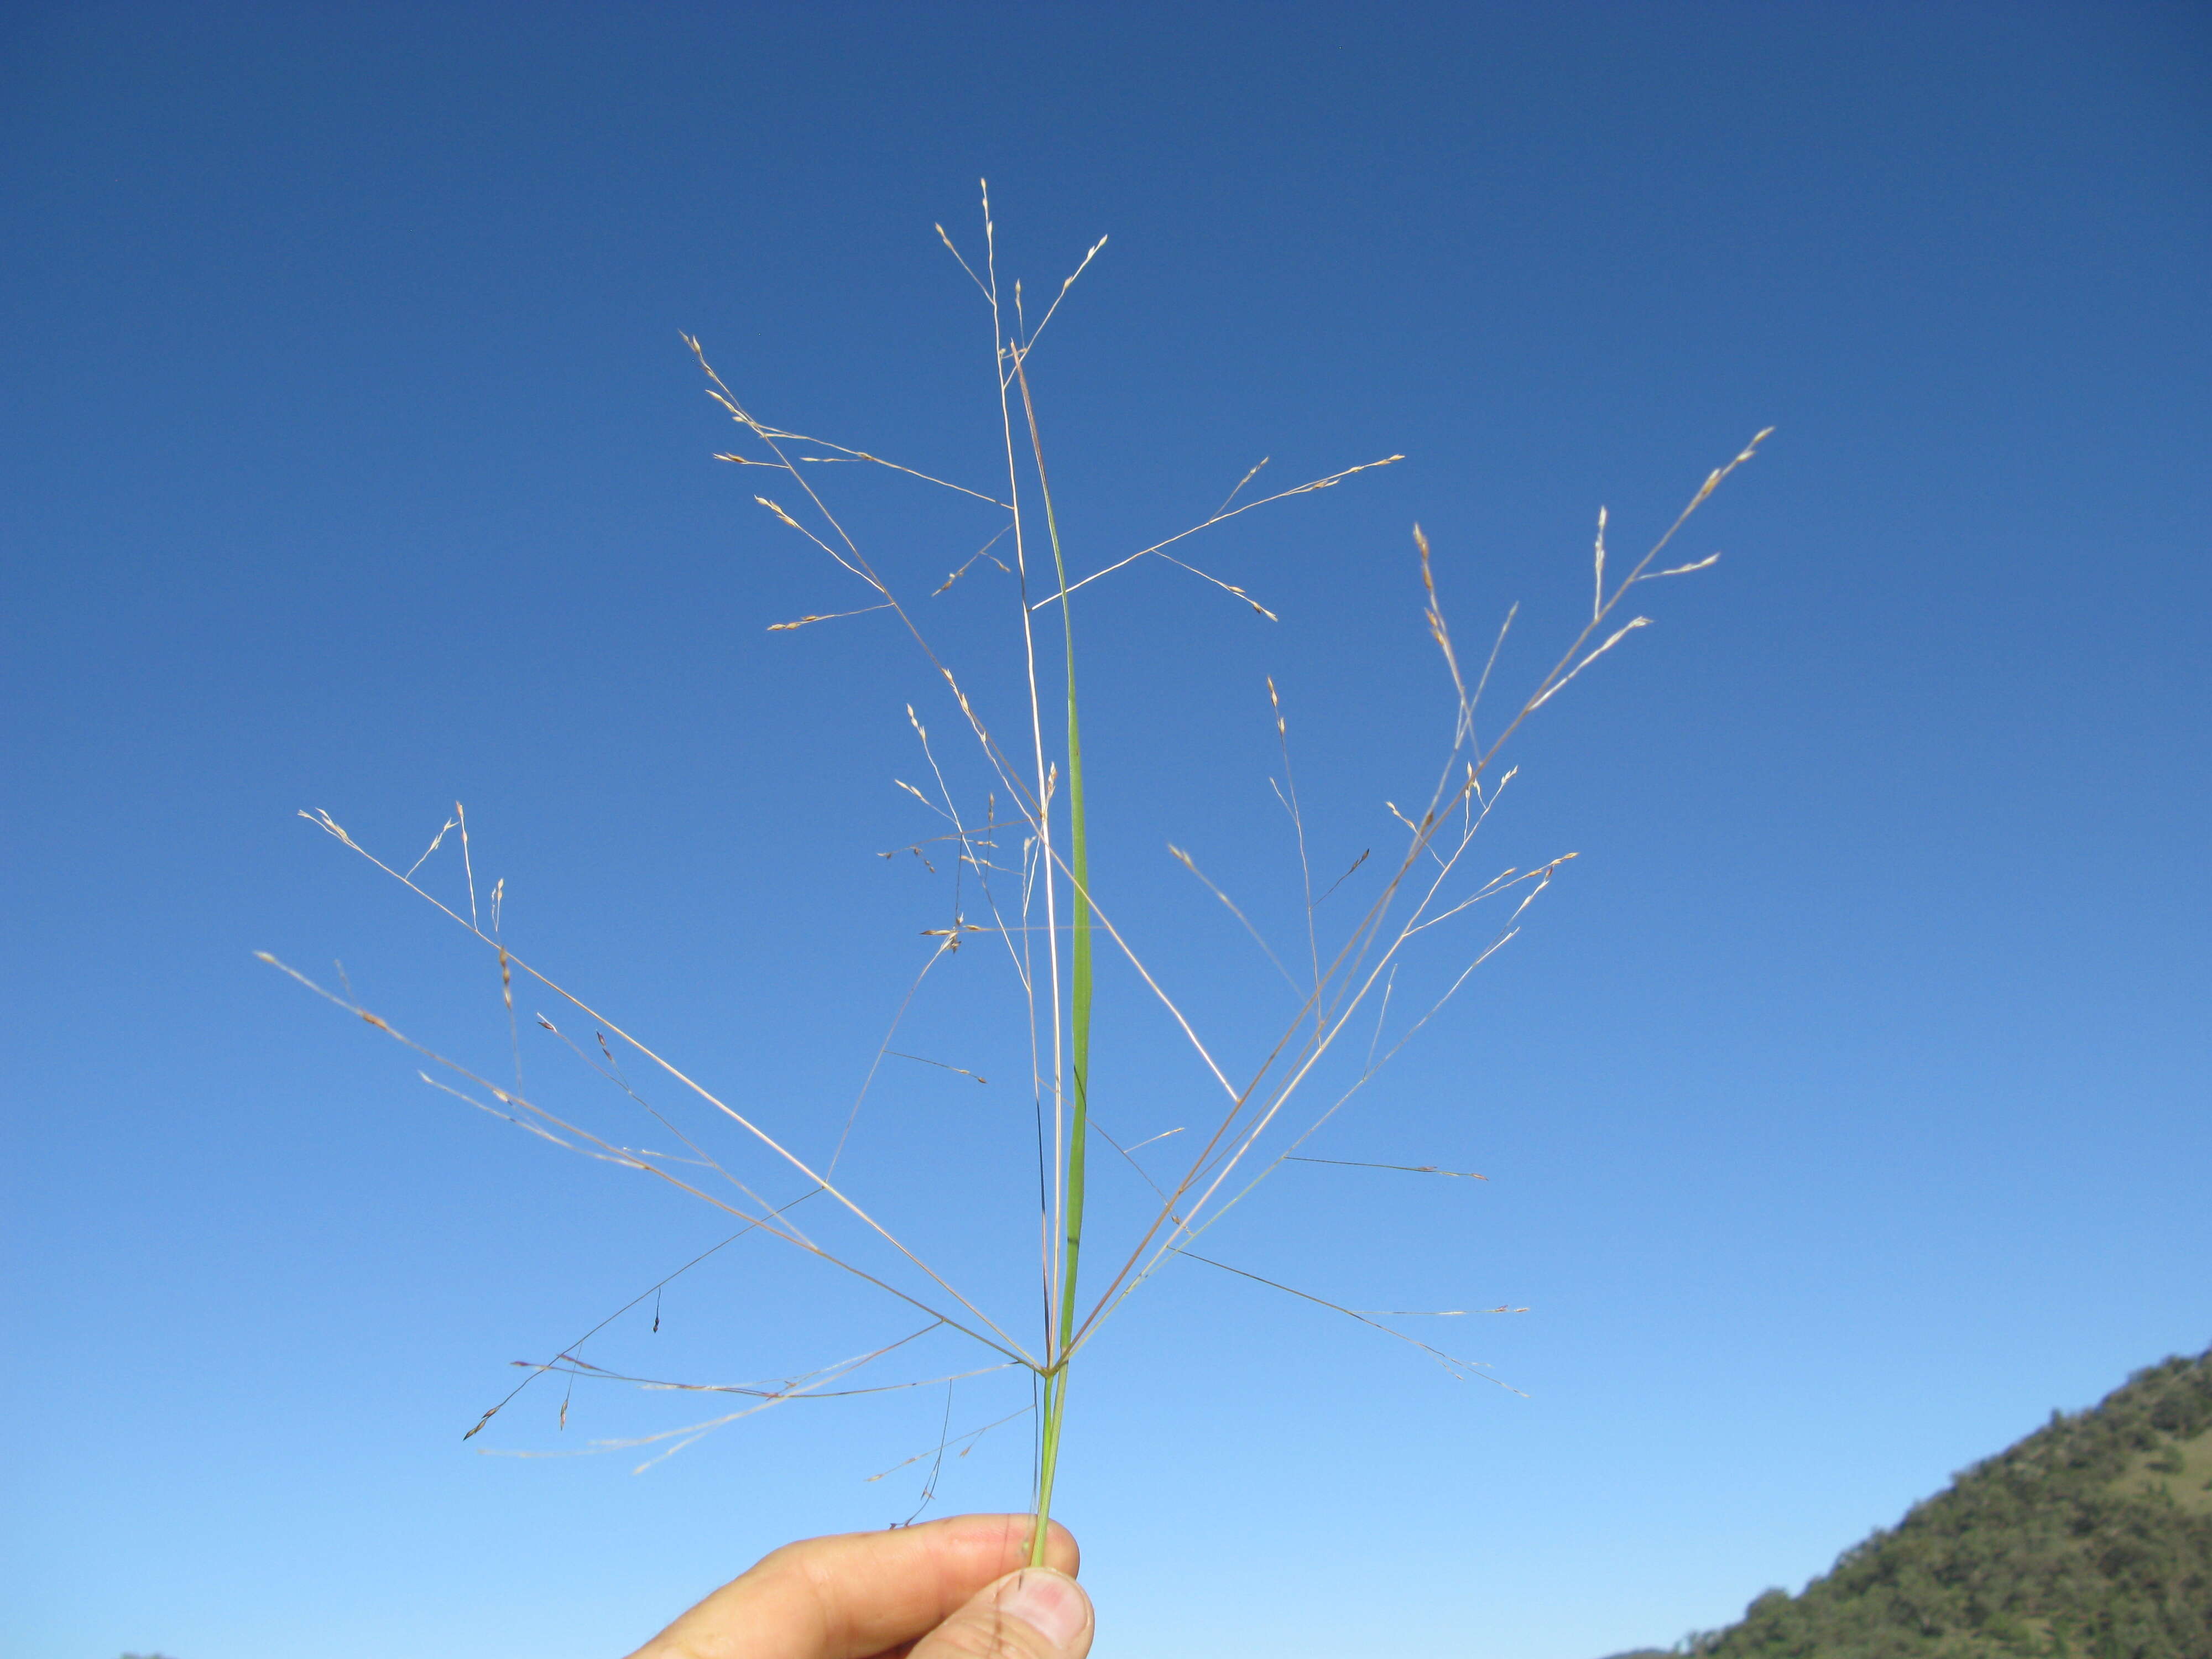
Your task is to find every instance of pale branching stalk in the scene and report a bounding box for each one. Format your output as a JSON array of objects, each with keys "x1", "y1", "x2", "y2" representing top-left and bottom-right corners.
[{"x1": 276, "y1": 187, "x2": 1763, "y2": 1544}]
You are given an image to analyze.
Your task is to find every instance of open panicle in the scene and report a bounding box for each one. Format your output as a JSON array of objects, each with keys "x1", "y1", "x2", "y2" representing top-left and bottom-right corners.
[{"x1": 277, "y1": 190, "x2": 1762, "y2": 1552}]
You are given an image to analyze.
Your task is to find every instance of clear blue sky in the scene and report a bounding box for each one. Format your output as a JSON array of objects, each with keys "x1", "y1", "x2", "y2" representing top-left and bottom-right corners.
[{"x1": 3, "y1": 6, "x2": 2206, "y2": 1657}]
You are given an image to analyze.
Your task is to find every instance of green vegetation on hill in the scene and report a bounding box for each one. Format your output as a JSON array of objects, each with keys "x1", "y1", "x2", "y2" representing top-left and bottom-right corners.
[{"x1": 1665, "y1": 1345, "x2": 2212, "y2": 1659}]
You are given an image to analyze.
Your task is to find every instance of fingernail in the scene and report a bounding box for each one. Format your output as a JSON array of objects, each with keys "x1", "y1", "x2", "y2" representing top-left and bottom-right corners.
[{"x1": 998, "y1": 1567, "x2": 1089, "y2": 1651}]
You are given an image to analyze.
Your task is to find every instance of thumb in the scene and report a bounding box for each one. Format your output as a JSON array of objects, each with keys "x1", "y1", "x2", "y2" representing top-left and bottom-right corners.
[{"x1": 909, "y1": 1566, "x2": 1093, "y2": 1659}]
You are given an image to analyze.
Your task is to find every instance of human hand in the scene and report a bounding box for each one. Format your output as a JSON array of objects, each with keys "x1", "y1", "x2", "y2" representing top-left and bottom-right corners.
[{"x1": 625, "y1": 1512, "x2": 1091, "y2": 1659}]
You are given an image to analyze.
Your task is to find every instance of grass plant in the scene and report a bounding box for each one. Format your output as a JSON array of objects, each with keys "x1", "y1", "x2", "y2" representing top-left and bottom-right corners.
[{"x1": 270, "y1": 185, "x2": 1766, "y2": 1566}]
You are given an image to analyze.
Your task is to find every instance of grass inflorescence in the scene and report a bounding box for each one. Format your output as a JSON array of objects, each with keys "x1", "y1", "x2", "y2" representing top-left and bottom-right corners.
[{"x1": 270, "y1": 183, "x2": 1765, "y2": 1560}]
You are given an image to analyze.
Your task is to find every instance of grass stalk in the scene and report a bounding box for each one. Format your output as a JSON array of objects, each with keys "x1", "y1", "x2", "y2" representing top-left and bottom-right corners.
[
  {"x1": 1013, "y1": 349, "x2": 1091, "y2": 1565},
  {"x1": 278, "y1": 196, "x2": 1765, "y2": 1547}
]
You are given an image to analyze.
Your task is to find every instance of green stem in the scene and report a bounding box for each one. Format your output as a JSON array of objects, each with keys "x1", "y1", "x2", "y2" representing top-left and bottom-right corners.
[
  {"x1": 1015, "y1": 354, "x2": 1090, "y2": 1567},
  {"x1": 1029, "y1": 1365, "x2": 1068, "y2": 1566}
]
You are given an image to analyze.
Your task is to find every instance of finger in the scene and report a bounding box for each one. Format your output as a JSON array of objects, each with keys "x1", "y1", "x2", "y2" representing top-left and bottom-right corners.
[
  {"x1": 630, "y1": 1512, "x2": 1078, "y2": 1659},
  {"x1": 907, "y1": 1567, "x2": 1093, "y2": 1659}
]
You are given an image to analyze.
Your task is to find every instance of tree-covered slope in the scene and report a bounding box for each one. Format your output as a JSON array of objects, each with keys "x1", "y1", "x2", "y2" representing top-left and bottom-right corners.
[{"x1": 1654, "y1": 1345, "x2": 2212, "y2": 1659}]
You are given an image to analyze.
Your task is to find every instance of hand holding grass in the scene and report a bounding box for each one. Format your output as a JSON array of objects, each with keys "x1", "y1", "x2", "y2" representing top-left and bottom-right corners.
[{"x1": 626, "y1": 1514, "x2": 1089, "y2": 1659}]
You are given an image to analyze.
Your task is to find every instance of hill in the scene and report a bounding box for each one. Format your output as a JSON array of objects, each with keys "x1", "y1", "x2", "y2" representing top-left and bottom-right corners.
[{"x1": 1624, "y1": 1344, "x2": 2212, "y2": 1658}]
